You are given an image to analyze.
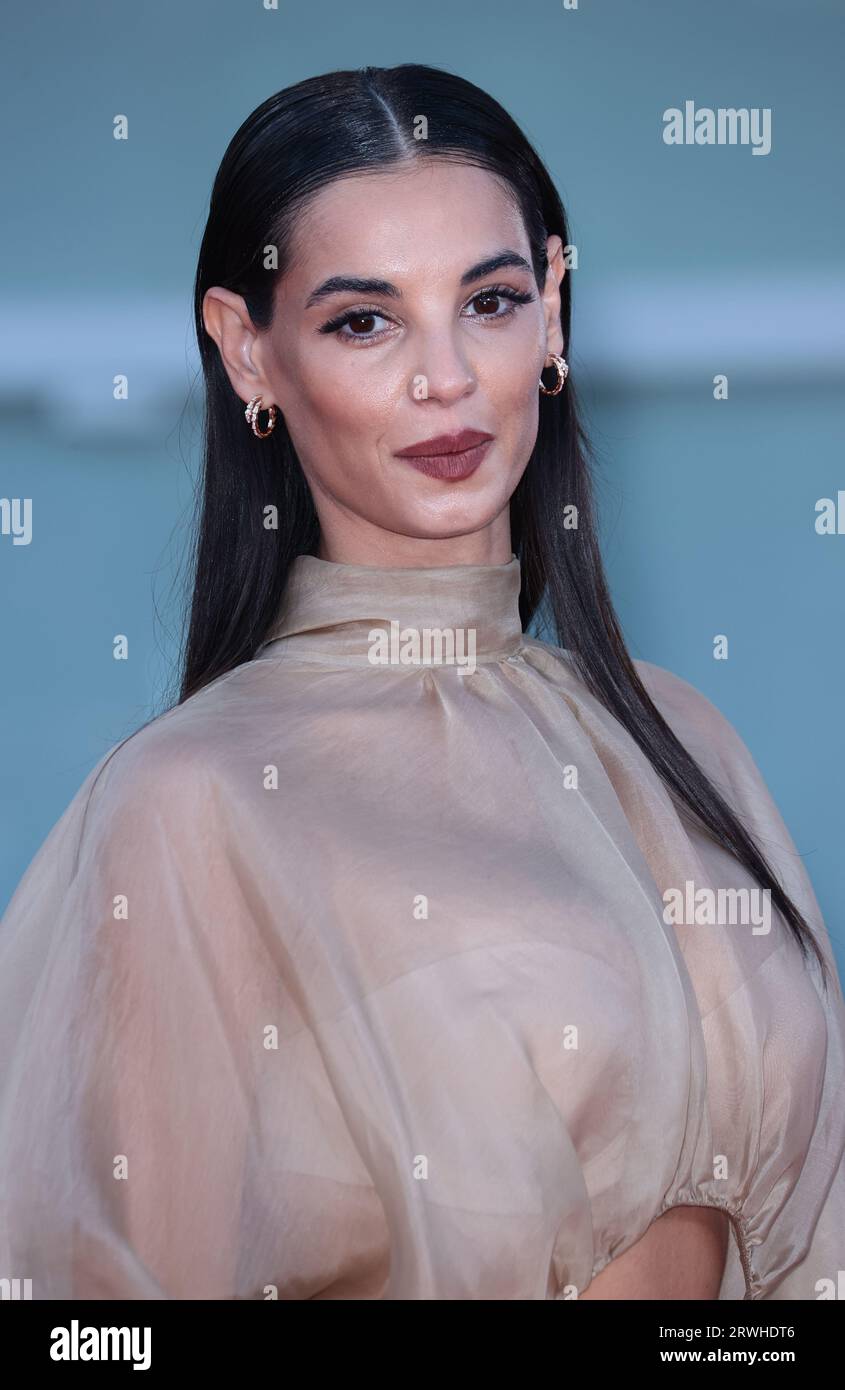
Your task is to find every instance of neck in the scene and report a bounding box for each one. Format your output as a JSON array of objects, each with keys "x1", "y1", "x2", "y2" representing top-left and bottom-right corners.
[{"x1": 312, "y1": 519, "x2": 514, "y2": 570}]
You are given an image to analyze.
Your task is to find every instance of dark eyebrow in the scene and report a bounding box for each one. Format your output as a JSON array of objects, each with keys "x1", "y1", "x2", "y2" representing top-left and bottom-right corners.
[
  {"x1": 305, "y1": 275, "x2": 400, "y2": 309},
  {"x1": 304, "y1": 249, "x2": 533, "y2": 309},
  {"x1": 459, "y1": 250, "x2": 533, "y2": 286}
]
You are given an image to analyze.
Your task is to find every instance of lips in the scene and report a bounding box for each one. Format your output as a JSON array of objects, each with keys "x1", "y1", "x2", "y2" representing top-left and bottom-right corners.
[{"x1": 394, "y1": 429, "x2": 494, "y2": 458}]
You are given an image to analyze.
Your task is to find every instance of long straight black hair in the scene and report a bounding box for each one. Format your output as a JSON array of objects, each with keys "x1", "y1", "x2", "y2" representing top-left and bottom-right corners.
[{"x1": 180, "y1": 62, "x2": 828, "y2": 985}]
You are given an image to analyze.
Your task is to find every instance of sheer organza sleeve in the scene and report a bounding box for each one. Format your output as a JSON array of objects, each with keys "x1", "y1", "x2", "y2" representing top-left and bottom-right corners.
[
  {"x1": 634, "y1": 659, "x2": 845, "y2": 1299},
  {"x1": 634, "y1": 658, "x2": 839, "y2": 979},
  {"x1": 0, "y1": 736, "x2": 258, "y2": 1299}
]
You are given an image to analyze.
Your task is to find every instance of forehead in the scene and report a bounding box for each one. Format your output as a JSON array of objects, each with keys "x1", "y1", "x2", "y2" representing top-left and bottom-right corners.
[{"x1": 285, "y1": 161, "x2": 529, "y2": 287}]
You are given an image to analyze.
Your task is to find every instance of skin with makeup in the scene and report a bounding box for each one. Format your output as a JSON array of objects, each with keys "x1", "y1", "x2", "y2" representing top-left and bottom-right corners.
[{"x1": 201, "y1": 157, "x2": 730, "y2": 1299}]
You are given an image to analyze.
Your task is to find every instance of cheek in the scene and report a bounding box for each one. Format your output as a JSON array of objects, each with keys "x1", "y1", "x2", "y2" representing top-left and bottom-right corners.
[
  {"x1": 294, "y1": 352, "x2": 398, "y2": 441},
  {"x1": 480, "y1": 334, "x2": 544, "y2": 427}
]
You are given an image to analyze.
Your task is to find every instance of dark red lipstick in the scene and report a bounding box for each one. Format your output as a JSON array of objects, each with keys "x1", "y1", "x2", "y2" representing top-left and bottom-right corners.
[{"x1": 393, "y1": 429, "x2": 494, "y2": 481}]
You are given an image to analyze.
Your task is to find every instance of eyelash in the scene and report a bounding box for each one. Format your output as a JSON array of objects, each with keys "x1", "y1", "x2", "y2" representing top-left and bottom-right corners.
[{"x1": 318, "y1": 284, "x2": 536, "y2": 345}]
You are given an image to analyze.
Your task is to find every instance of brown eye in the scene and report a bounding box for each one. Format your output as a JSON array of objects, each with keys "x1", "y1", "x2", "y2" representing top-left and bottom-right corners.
[
  {"x1": 472, "y1": 292, "x2": 501, "y2": 316},
  {"x1": 347, "y1": 313, "x2": 378, "y2": 335},
  {"x1": 462, "y1": 284, "x2": 534, "y2": 324}
]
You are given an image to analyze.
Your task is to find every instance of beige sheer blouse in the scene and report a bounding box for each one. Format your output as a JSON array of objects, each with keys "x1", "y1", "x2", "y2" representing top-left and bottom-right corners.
[{"x1": 1, "y1": 552, "x2": 843, "y2": 1300}]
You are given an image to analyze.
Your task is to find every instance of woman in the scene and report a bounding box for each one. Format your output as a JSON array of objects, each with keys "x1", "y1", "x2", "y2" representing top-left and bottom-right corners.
[{"x1": 0, "y1": 63, "x2": 843, "y2": 1301}]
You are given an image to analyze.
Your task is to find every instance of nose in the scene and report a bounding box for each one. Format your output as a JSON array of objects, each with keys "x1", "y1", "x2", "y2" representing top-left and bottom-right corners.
[{"x1": 409, "y1": 326, "x2": 477, "y2": 406}]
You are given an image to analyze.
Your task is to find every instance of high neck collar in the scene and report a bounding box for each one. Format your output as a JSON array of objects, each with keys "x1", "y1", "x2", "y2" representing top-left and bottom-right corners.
[{"x1": 258, "y1": 552, "x2": 525, "y2": 666}]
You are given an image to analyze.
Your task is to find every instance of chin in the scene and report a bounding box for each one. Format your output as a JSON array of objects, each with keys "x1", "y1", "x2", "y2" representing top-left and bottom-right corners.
[
  {"x1": 391, "y1": 501, "x2": 509, "y2": 542},
  {"x1": 386, "y1": 477, "x2": 516, "y2": 532}
]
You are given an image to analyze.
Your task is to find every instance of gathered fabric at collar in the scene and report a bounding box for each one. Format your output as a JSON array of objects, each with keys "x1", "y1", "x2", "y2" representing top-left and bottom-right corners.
[{"x1": 257, "y1": 551, "x2": 526, "y2": 667}]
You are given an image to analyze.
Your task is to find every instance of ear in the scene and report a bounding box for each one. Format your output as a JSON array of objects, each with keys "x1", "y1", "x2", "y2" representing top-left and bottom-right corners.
[
  {"x1": 202, "y1": 287, "x2": 275, "y2": 407},
  {"x1": 540, "y1": 235, "x2": 566, "y2": 358}
]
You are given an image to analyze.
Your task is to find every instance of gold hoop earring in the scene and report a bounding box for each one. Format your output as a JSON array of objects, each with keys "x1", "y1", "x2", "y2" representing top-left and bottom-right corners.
[
  {"x1": 539, "y1": 354, "x2": 569, "y2": 396},
  {"x1": 245, "y1": 395, "x2": 277, "y2": 438}
]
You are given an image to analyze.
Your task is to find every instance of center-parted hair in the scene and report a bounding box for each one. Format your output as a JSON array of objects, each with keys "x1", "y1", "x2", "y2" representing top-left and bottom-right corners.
[{"x1": 181, "y1": 62, "x2": 828, "y2": 983}]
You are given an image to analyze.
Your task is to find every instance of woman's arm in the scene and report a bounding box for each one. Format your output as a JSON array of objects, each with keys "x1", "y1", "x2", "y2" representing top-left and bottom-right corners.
[
  {"x1": 0, "y1": 745, "x2": 255, "y2": 1298},
  {"x1": 579, "y1": 1205, "x2": 730, "y2": 1300}
]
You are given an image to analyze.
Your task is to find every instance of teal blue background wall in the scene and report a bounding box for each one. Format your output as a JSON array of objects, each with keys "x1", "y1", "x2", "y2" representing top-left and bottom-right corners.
[{"x1": 1, "y1": 0, "x2": 843, "y2": 976}]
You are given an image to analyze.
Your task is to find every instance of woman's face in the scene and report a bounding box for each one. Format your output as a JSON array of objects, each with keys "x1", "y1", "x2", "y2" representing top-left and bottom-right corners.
[{"x1": 205, "y1": 160, "x2": 565, "y2": 565}]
